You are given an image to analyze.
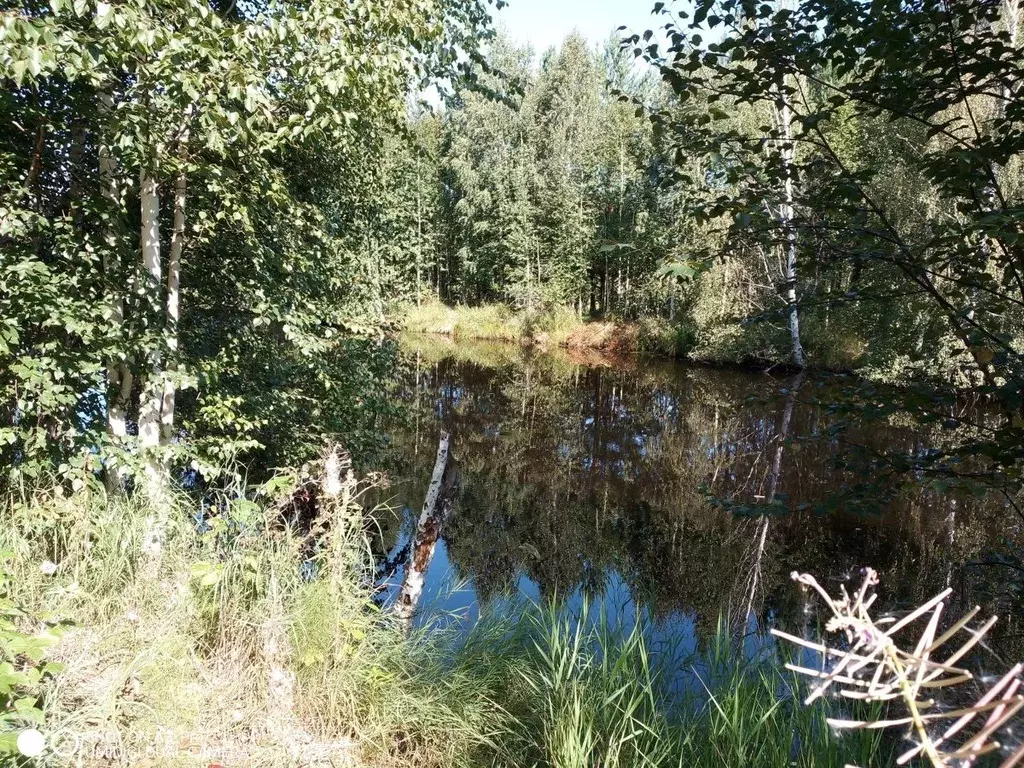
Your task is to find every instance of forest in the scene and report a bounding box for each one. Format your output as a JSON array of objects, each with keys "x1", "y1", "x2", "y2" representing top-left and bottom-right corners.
[
  {"x1": 387, "y1": 7, "x2": 1022, "y2": 380},
  {"x1": 1, "y1": 0, "x2": 1023, "y2": 766}
]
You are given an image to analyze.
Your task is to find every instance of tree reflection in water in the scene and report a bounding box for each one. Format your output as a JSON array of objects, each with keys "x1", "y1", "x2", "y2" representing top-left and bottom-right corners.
[{"x1": 374, "y1": 336, "x2": 1023, "y2": 657}]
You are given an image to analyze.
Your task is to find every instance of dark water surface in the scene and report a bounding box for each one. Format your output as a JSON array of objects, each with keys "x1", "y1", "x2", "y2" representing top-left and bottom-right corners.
[{"x1": 374, "y1": 335, "x2": 1022, "y2": 657}]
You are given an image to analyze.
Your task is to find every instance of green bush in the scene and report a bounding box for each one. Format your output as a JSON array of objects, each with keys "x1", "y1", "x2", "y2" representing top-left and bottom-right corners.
[
  {"x1": 637, "y1": 317, "x2": 697, "y2": 357},
  {"x1": 799, "y1": 314, "x2": 868, "y2": 372},
  {"x1": 0, "y1": 551, "x2": 64, "y2": 758}
]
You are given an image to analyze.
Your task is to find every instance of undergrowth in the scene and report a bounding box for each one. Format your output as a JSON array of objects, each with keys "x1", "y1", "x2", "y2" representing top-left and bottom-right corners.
[{"x1": 2, "y1": 472, "x2": 891, "y2": 767}]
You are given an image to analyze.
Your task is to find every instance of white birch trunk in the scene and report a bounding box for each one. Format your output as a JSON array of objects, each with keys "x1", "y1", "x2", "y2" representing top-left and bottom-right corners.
[
  {"x1": 394, "y1": 431, "x2": 451, "y2": 628},
  {"x1": 137, "y1": 170, "x2": 163, "y2": 458},
  {"x1": 967, "y1": 0, "x2": 1018, "y2": 371},
  {"x1": 138, "y1": 170, "x2": 168, "y2": 571},
  {"x1": 742, "y1": 372, "x2": 803, "y2": 623},
  {"x1": 161, "y1": 171, "x2": 186, "y2": 444},
  {"x1": 415, "y1": 160, "x2": 422, "y2": 307},
  {"x1": 99, "y1": 95, "x2": 133, "y2": 486},
  {"x1": 777, "y1": 79, "x2": 805, "y2": 368},
  {"x1": 1004, "y1": 0, "x2": 1019, "y2": 95}
]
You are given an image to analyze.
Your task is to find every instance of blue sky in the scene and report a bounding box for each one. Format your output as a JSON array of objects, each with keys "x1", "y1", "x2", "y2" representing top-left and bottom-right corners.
[{"x1": 492, "y1": 0, "x2": 667, "y2": 55}]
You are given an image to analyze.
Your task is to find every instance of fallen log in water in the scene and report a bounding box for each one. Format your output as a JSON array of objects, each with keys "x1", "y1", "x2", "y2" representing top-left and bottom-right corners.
[{"x1": 393, "y1": 430, "x2": 459, "y2": 629}]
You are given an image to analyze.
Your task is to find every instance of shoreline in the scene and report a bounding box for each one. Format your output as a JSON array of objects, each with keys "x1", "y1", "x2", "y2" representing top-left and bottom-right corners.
[{"x1": 396, "y1": 299, "x2": 850, "y2": 375}]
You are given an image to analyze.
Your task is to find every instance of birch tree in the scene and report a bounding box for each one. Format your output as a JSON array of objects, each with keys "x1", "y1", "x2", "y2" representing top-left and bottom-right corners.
[
  {"x1": 0, "y1": 0, "x2": 495, "y2": 493},
  {"x1": 641, "y1": 0, "x2": 1024, "y2": 505}
]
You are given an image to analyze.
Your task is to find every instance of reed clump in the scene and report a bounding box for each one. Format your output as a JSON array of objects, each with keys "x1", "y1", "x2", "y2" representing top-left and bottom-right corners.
[{"x1": 465, "y1": 606, "x2": 887, "y2": 767}]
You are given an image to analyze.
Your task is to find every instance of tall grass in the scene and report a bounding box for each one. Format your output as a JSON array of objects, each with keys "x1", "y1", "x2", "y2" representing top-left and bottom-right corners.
[
  {"x1": 401, "y1": 299, "x2": 522, "y2": 342},
  {"x1": 450, "y1": 605, "x2": 889, "y2": 768},
  {"x1": 4, "y1": 477, "x2": 890, "y2": 767}
]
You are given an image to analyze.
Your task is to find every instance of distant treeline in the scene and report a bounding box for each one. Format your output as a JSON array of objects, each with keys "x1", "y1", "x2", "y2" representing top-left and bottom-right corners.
[{"x1": 379, "y1": 7, "x2": 1023, "y2": 380}]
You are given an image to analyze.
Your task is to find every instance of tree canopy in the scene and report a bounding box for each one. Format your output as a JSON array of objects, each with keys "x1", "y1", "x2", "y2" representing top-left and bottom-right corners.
[
  {"x1": 0, "y1": 0, "x2": 493, "y2": 491},
  {"x1": 2, "y1": 0, "x2": 1023, "y2": 514}
]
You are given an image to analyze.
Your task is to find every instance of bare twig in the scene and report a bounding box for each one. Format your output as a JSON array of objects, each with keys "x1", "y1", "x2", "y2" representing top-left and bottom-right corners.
[{"x1": 774, "y1": 569, "x2": 1023, "y2": 767}]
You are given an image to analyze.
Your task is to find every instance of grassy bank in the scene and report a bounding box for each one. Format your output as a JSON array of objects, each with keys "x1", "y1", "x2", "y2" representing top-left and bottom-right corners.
[
  {"x1": 400, "y1": 299, "x2": 689, "y2": 359},
  {"x1": 3, "y1": 468, "x2": 889, "y2": 767},
  {"x1": 399, "y1": 299, "x2": 870, "y2": 370}
]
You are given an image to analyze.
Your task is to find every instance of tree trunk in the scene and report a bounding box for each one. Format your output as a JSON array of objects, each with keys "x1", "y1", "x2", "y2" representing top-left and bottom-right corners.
[
  {"x1": 138, "y1": 170, "x2": 170, "y2": 520},
  {"x1": 416, "y1": 159, "x2": 422, "y2": 307},
  {"x1": 161, "y1": 171, "x2": 186, "y2": 444},
  {"x1": 777, "y1": 79, "x2": 806, "y2": 368},
  {"x1": 1001, "y1": 0, "x2": 1020, "y2": 101},
  {"x1": 25, "y1": 123, "x2": 45, "y2": 202},
  {"x1": 742, "y1": 372, "x2": 804, "y2": 624},
  {"x1": 965, "y1": 0, "x2": 1017, "y2": 384},
  {"x1": 137, "y1": 171, "x2": 163, "y2": 461},
  {"x1": 136, "y1": 169, "x2": 169, "y2": 574},
  {"x1": 99, "y1": 96, "x2": 133, "y2": 485},
  {"x1": 68, "y1": 122, "x2": 86, "y2": 227},
  {"x1": 394, "y1": 431, "x2": 455, "y2": 630}
]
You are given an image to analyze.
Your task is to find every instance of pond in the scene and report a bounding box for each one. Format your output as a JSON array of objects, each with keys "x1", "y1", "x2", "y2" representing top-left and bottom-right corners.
[{"x1": 374, "y1": 334, "x2": 1022, "y2": 659}]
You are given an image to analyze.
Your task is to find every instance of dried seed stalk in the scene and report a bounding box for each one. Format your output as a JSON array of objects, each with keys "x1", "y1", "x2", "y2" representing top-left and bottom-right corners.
[{"x1": 773, "y1": 569, "x2": 1024, "y2": 768}]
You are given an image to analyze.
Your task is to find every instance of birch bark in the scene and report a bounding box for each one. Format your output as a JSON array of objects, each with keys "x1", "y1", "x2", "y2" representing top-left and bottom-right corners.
[
  {"x1": 161, "y1": 171, "x2": 186, "y2": 443},
  {"x1": 137, "y1": 170, "x2": 163, "y2": 465},
  {"x1": 394, "y1": 431, "x2": 454, "y2": 629},
  {"x1": 135, "y1": 168, "x2": 170, "y2": 572},
  {"x1": 100, "y1": 95, "x2": 133, "y2": 484},
  {"x1": 777, "y1": 79, "x2": 805, "y2": 368}
]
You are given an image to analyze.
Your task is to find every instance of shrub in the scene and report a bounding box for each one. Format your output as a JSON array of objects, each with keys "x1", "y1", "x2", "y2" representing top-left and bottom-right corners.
[
  {"x1": 799, "y1": 315, "x2": 868, "y2": 372},
  {"x1": 0, "y1": 551, "x2": 64, "y2": 758}
]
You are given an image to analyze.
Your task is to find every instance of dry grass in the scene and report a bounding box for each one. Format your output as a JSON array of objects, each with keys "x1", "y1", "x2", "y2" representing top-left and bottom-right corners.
[
  {"x1": 400, "y1": 299, "x2": 655, "y2": 356},
  {"x1": 563, "y1": 321, "x2": 639, "y2": 354},
  {"x1": 400, "y1": 300, "x2": 520, "y2": 342},
  {"x1": 775, "y1": 568, "x2": 1024, "y2": 767},
  {"x1": 4, "y1": 462, "x2": 501, "y2": 768},
  {"x1": 9, "y1": 487, "x2": 359, "y2": 767}
]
